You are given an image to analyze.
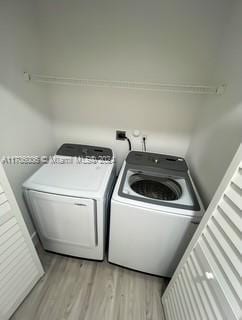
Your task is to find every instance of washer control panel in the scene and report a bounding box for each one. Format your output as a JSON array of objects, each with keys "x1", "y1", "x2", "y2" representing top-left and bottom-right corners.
[{"x1": 126, "y1": 151, "x2": 188, "y2": 172}]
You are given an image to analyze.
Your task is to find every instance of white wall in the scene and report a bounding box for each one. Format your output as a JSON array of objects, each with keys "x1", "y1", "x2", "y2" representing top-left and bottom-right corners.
[
  {"x1": 50, "y1": 87, "x2": 205, "y2": 168},
  {"x1": 187, "y1": 0, "x2": 242, "y2": 206},
  {"x1": 36, "y1": 0, "x2": 231, "y2": 168},
  {"x1": 0, "y1": 0, "x2": 55, "y2": 235}
]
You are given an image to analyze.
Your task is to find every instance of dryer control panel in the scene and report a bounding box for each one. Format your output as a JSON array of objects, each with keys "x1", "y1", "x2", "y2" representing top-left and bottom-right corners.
[{"x1": 56, "y1": 143, "x2": 113, "y2": 159}]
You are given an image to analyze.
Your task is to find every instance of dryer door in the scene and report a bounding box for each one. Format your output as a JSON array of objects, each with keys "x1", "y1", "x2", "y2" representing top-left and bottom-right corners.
[{"x1": 28, "y1": 190, "x2": 97, "y2": 249}]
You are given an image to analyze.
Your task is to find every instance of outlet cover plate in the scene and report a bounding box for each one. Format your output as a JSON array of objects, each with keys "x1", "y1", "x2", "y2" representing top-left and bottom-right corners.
[{"x1": 116, "y1": 130, "x2": 126, "y2": 140}]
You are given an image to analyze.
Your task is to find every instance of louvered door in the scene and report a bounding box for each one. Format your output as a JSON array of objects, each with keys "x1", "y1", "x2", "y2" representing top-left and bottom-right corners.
[
  {"x1": 0, "y1": 164, "x2": 44, "y2": 320},
  {"x1": 162, "y1": 144, "x2": 242, "y2": 320}
]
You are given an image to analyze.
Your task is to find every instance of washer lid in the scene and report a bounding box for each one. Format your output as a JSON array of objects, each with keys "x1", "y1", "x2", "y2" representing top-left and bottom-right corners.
[
  {"x1": 113, "y1": 162, "x2": 204, "y2": 218},
  {"x1": 23, "y1": 156, "x2": 114, "y2": 198},
  {"x1": 119, "y1": 166, "x2": 201, "y2": 212}
]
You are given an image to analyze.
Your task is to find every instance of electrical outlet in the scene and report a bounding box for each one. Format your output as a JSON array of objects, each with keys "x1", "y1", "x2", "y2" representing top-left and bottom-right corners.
[{"x1": 116, "y1": 130, "x2": 126, "y2": 140}]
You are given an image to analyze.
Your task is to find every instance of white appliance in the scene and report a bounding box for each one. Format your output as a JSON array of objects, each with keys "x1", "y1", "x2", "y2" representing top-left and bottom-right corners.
[
  {"x1": 108, "y1": 151, "x2": 204, "y2": 277},
  {"x1": 23, "y1": 144, "x2": 115, "y2": 260}
]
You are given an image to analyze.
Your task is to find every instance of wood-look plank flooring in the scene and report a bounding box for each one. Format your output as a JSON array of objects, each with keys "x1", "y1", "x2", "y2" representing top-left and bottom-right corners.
[{"x1": 11, "y1": 248, "x2": 168, "y2": 320}]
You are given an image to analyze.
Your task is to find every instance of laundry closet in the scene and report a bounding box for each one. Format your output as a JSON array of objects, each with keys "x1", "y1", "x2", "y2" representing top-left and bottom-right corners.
[{"x1": 0, "y1": 0, "x2": 241, "y2": 319}]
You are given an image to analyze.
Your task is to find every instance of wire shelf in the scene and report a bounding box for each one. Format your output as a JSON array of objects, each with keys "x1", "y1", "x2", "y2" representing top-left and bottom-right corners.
[{"x1": 24, "y1": 72, "x2": 225, "y2": 95}]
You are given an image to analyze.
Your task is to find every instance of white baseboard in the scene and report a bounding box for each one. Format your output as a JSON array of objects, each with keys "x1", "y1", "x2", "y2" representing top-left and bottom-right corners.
[{"x1": 31, "y1": 231, "x2": 39, "y2": 247}]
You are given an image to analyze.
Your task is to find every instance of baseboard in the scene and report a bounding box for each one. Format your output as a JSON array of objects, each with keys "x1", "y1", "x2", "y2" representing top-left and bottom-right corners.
[{"x1": 31, "y1": 231, "x2": 39, "y2": 247}]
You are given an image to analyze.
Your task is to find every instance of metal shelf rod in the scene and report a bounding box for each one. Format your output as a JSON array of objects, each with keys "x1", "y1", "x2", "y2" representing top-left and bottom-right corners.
[{"x1": 24, "y1": 72, "x2": 225, "y2": 95}]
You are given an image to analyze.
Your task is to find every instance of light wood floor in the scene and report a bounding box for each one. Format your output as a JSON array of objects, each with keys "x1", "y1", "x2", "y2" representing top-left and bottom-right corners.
[{"x1": 11, "y1": 248, "x2": 169, "y2": 320}]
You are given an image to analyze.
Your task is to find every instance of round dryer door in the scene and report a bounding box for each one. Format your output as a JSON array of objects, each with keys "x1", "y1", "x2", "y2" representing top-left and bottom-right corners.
[{"x1": 129, "y1": 173, "x2": 182, "y2": 201}]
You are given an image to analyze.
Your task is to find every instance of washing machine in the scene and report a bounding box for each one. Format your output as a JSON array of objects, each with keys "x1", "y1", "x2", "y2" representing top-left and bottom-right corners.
[
  {"x1": 23, "y1": 143, "x2": 115, "y2": 260},
  {"x1": 108, "y1": 151, "x2": 204, "y2": 277}
]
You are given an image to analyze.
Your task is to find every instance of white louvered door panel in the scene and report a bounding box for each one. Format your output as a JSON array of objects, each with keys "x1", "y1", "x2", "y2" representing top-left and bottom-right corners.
[
  {"x1": 162, "y1": 144, "x2": 242, "y2": 320},
  {"x1": 0, "y1": 186, "x2": 13, "y2": 226},
  {"x1": 0, "y1": 164, "x2": 44, "y2": 320}
]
